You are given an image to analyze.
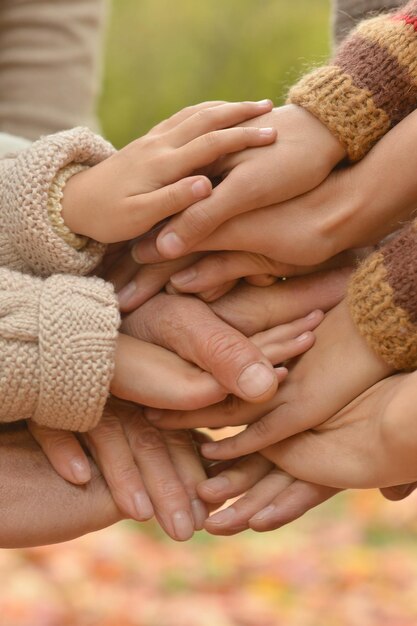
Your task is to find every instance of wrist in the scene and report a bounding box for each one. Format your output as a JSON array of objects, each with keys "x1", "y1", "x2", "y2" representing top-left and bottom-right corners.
[
  {"x1": 61, "y1": 167, "x2": 92, "y2": 237},
  {"x1": 292, "y1": 105, "x2": 347, "y2": 167}
]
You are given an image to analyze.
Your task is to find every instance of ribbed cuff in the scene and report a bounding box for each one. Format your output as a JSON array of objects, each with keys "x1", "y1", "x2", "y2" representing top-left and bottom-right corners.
[
  {"x1": 348, "y1": 245, "x2": 417, "y2": 370},
  {"x1": 2, "y1": 127, "x2": 116, "y2": 277},
  {"x1": 290, "y1": 7, "x2": 417, "y2": 161}
]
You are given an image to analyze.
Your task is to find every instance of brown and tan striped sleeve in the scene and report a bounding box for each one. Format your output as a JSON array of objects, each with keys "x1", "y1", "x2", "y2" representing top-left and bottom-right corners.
[
  {"x1": 288, "y1": 0, "x2": 417, "y2": 161},
  {"x1": 348, "y1": 222, "x2": 417, "y2": 369}
]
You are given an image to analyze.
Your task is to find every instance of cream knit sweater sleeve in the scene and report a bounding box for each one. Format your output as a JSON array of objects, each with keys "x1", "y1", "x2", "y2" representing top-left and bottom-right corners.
[
  {"x1": 0, "y1": 126, "x2": 116, "y2": 276},
  {"x1": 0, "y1": 268, "x2": 120, "y2": 431}
]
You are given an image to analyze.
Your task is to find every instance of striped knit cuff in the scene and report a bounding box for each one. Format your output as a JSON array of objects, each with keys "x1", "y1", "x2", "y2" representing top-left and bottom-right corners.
[
  {"x1": 289, "y1": 2, "x2": 417, "y2": 161},
  {"x1": 348, "y1": 223, "x2": 417, "y2": 370}
]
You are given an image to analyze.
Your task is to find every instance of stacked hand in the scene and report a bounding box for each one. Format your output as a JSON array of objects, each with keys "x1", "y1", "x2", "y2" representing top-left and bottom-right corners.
[{"x1": 27, "y1": 102, "x2": 417, "y2": 543}]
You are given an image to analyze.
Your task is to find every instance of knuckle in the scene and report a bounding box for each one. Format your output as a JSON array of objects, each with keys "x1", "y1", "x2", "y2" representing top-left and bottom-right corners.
[
  {"x1": 154, "y1": 477, "x2": 185, "y2": 500},
  {"x1": 164, "y1": 185, "x2": 181, "y2": 213},
  {"x1": 182, "y1": 205, "x2": 217, "y2": 238},
  {"x1": 206, "y1": 329, "x2": 249, "y2": 367},
  {"x1": 111, "y1": 464, "x2": 140, "y2": 487},
  {"x1": 251, "y1": 418, "x2": 273, "y2": 441},
  {"x1": 90, "y1": 416, "x2": 123, "y2": 444},
  {"x1": 131, "y1": 425, "x2": 164, "y2": 451},
  {"x1": 203, "y1": 130, "x2": 219, "y2": 147},
  {"x1": 163, "y1": 429, "x2": 193, "y2": 449}
]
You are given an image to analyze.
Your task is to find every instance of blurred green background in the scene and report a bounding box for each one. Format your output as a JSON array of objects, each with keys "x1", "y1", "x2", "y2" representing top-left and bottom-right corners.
[{"x1": 99, "y1": 0, "x2": 330, "y2": 147}]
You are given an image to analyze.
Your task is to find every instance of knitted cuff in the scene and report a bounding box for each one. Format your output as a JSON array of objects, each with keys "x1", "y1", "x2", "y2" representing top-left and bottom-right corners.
[
  {"x1": 0, "y1": 269, "x2": 120, "y2": 431},
  {"x1": 289, "y1": 1, "x2": 417, "y2": 161},
  {"x1": 348, "y1": 222, "x2": 417, "y2": 370},
  {"x1": 47, "y1": 163, "x2": 89, "y2": 251},
  {"x1": 1, "y1": 126, "x2": 116, "y2": 277}
]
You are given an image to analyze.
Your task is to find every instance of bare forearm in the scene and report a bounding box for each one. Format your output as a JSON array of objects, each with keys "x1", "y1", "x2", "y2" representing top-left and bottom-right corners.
[{"x1": 0, "y1": 423, "x2": 120, "y2": 548}]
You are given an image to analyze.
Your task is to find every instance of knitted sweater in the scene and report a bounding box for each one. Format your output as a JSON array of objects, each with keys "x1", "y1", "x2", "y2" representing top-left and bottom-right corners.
[
  {"x1": 287, "y1": 0, "x2": 417, "y2": 370},
  {"x1": 0, "y1": 128, "x2": 120, "y2": 431}
]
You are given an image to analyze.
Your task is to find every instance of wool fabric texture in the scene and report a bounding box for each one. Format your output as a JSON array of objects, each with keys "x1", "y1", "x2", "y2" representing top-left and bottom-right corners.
[
  {"x1": 288, "y1": 0, "x2": 417, "y2": 161},
  {"x1": 0, "y1": 269, "x2": 119, "y2": 431},
  {"x1": 0, "y1": 129, "x2": 120, "y2": 430},
  {"x1": 0, "y1": 126, "x2": 115, "y2": 277}
]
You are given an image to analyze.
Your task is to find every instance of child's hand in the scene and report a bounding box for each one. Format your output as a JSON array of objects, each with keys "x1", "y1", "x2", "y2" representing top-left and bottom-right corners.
[
  {"x1": 131, "y1": 104, "x2": 346, "y2": 263},
  {"x1": 146, "y1": 299, "x2": 392, "y2": 459},
  {"x1": 61, "y1": 100, "x2": 276, "y2": 243},
  {"x1": 28, "y1": 400, "x2": 211, "y2": 541}
]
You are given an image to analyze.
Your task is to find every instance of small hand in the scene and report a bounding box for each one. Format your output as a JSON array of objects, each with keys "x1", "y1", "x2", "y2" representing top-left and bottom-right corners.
[
  {"x1": 132, "y1": 104, "x2": 346, "y2": 263},
  {"x1": 61, "y1": 100, "x2": 276, "y2": 243}
]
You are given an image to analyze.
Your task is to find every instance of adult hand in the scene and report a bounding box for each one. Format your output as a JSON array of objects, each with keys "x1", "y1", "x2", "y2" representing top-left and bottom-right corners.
[
  {"x1": 29, "y1": 398, "x2": 210, "y2": 541},
  {"x1": 120, "y1": 292, "x2": 324, "y2": 404},
  {"x1": 132, "y1": 104, "x2": 346, "y2": 263},
  {"x1": 261, "y1": 371, "x2": 417, "y2": 490},
  {"x1": 147, "y1": 298, "x2": 391, "y2": 461},
  {"x1": 0, "y1": 422, "x2": 121, "y2": 548},
  {"x1": 133, "y1": 107, "x2": 417, "y2": 274},
  {"x1": 197, "y1": 453, "x2": 339, "y2": 536}
]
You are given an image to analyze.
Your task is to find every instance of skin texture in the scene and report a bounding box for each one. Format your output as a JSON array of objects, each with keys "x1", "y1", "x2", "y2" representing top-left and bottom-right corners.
[
  {"x1": 62, "y1": 100, "x2": 276, "y2": 244},
  {"x1": 131, "y1": 104, "x2": 346, "y2": 264},
  {"x1": 147, "y1": 299, "x2": 392, "y2": 462},
  {"x1": 129, "y1": 107, "x2": 417, "y2": 302},
  {"x1": 198, "y1": 371, "x2": 417, "y2": 534},
  {"x1": 0, "y1": 422, "x2": 121, "y2": 548}
]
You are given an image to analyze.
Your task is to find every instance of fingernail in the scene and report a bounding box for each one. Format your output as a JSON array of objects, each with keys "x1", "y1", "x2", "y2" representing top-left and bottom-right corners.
[
  {"x1": 296, "y1": 332, "x2": 312, "y2": 343},
  {"x1": 134, "y1": 492, "x2": 154, "y2": 521},
  {"x1": 172, "y1": 510, "x2": 194, "y2": 541},
  {"x1": 117, "y1": 281, "x2": 136, "y2": 307},
  {"x1": 259, "y1": 127, "x2": 275, "y2": 137},
  {"x1": 131, "y1": 246, "x2": 142, "y2": 263},
  {"x1": 256, "y1": 99, "x2": 272, "y2": 107},
  {"x1": 70, "y1": 458, "x2": 91, "y2": 484},
  {"x1": 158, "y1": 232, "x2": 185, "y2": 257},
  {"x1": 207, "y1": 507, "x2": 236, "y2": 525},
  {"x1": 192, "y1": 179, "x2": 211, "y2": 199},
  {"x1": 250, "y1": 505, "x2": 276, "y2": 523},
  {"x1": 191, "y1": 499, "x2": 208, "y2": 530},
  {"x1": 171, "y1": 267, "x2": 198, "y2": 286},
  {"x1": 306, "y1": 310, "x2": 322, "y2": 321},
  {"x1": 202, "y1": 442, "x2": 219, "y2": 457},
  {"x1": 203, "y1": 475, "x2": 230, "y2": 493},
  {"x1": 237, "y1": 362, "x2": 276, "y2": 398}
]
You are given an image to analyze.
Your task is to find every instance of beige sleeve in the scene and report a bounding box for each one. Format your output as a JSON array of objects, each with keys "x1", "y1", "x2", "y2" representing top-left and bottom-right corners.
[
  {"x1": 332, "y1": 0, "x2": 404, "y2": 46},
  {"x1": 0, "y1": 268, "x2": 120, "y2": 431},
  {"x1": 0, "y1": 0, "x2": 107, "y2": 140},
  {"x1": 0, "y1": 126, "x2": 116, "y2": 276}
]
